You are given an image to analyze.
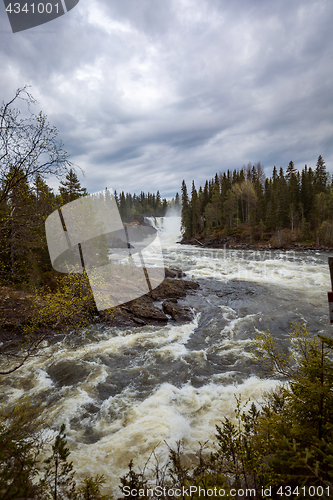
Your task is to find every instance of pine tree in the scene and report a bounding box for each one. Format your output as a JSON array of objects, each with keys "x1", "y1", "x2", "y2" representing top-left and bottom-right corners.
[
  {"x1": 285, "y1": 160, "x2": 297, "y2": 181},
  {"x1": 301, "y1": 165, "x2": 315, "y2": 224},
  {"x1": 220, "y1": 172, "x2": 230, "y2": 202},
  {"x1": 174, "y1": 192, "x2": 180, "y2": 210},
  {"x1": 202, "y1": 180, "x2": 210, "y2": 214},
  {"x1": 315, "y1": 155, "x2": 328, "y2": 194},
  {"x1": 162, "y1": 197, "x2": 168, "y2": 216},
  {"x1": 156, "y1": 190, "x2": 161, "y2": 215},
  {"x1": 76, "y1": 474, "x2": 110, "y2": 500},
  {"x1": 224, "y1": 190, "x2": 236, "y2": 228},
  {"x1": 191, "y1": 181, "x2": 199, "y2": 236},
  {"x1": 0, "y1": 195, "x2": 11, "y2": 283},
  {"x1": 59, "y1": 169, "x2": 87, "y2": 205},
  {"x1": 211, "y1": 183, "x2": 221, "y2": 226},
  {"x1": 32, "y1": 175, "x2": 57, "y2": 285},
  {"x1": 181, "y1": 180, "x2": 191, "y2": 237},
  {"x1": 263, "y1": 178, "x2": 272, "y2": 230},
  {"x1": 253, "y1": 324, "x2": 333, "y2": 487},
  {"x1": 250, "y1": 163, "x2": 265, "y2": 226},
  {"x1": 276, "y1": 168, "x2": 289, "y2": 228},
  {"x1": 119, "y1": 191, "x2": 127, "y2": 221},
  {"x1": 266, "y1": 169, "x2": 279, "y2": 231},
  {"x1": 272, "y1": 166, "x2": 278, "y2": 183},
  {"x1": 6, "y1": 173, "x2": 37, "y2": 284},
  {"x1": 113, "y1": 189, "x2": 119, "y2": 208},
  {"x1": 40, "y1": 424, "x2": 76, "y2": 500},
  {"x1": 181, "y1": 159, "x2": 331, "y2": 244},
  {"x1": 0, "y1": 402, "x2": 44, "y2": 499},
  {"x1": 286, "y1": 162, "x2": 300, "y2": 232}
]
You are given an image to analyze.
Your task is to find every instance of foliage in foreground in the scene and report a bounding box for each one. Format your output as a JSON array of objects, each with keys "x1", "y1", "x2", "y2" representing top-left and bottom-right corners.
[
  {"x1": 0, "y1": 271, "x2": 100, "y2": 375},
  {"x1": 1, "y1": 323, "x2": 333, "y2": 499},
  {"x1": 25, "y1": 272, "x2": 97, "y2": 335},
  {"x1": 0, "y1": 401, "x2": 43, "y2": 499},
  {"x1": 119, "y1": 322, "x2": 333, "y2": 500},
  {"x1": 0, "y1": 407, "x2": 111, "y2": 499}
]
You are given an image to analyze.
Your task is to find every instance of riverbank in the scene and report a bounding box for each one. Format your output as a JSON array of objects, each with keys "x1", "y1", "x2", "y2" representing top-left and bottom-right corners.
[
  {"x1": 0, "y1": 268, "x2": 199, "y2": 342},
  {"x1": 180, "y1": 235, "x2": 333, "y2": 252}
]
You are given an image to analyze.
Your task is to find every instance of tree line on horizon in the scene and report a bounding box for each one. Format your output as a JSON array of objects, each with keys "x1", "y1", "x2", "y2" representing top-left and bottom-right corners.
[
  {"x1": 181, "y1": 155, "x2": 333, "y2": 246},
  {"x1": 114, "y1": 189, "x2": 175, "y2": 222}
]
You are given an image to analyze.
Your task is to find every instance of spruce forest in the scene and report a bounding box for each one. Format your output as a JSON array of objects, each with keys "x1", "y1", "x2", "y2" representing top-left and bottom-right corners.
[{"x1": 181, "y1": 156, "x2": 333, "y2": 248}]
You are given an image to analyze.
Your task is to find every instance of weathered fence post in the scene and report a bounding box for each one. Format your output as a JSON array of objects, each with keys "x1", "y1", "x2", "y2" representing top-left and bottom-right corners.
[{"x1": 328, "y1": 257, "x2": 333, "y2": 323}]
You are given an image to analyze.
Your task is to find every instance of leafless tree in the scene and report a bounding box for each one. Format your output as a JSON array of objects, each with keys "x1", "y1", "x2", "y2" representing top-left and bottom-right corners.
[{"x1": 0, "y1": 86, "x2": 71, "y2": 204}]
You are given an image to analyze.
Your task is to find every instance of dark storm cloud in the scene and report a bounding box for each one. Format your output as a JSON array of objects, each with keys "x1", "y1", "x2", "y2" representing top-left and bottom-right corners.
[{"x1": 0, "y1": 0, "x2": 333, "y2": 196}]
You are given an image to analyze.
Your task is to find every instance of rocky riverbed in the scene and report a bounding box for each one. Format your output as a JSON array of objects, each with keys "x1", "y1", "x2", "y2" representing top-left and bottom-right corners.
[{"x1": 100, "y1": 273, "x2": 199, "y2": 328}]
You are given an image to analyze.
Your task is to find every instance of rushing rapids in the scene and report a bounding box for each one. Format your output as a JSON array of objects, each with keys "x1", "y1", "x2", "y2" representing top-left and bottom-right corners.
[{"x1": 2, "y1": 215, "x2": 332, "y2": 492}]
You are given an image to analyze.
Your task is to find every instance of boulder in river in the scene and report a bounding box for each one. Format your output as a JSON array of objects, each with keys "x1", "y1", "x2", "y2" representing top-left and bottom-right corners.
[
  {"x1": 164, "y1": 267, "x2": 186, "y2": 278},
  {"x1": 162, "y1": 298, "x2": 194, "y2": 322},
  {"x1": 100, "y1": 273, "x2": 199, "y2": 328},
  {"x1": 127, "y1": 295, "x2": 168, "y2": 323}
]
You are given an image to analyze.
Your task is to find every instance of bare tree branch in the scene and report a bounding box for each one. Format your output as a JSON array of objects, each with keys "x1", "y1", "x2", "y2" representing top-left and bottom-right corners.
[
  {"x1": 0, "y1": 86, "x2": 71, "y2": 204},
  {"x1": 0, "y1": 330, "x2": 50, "y2": 375}
]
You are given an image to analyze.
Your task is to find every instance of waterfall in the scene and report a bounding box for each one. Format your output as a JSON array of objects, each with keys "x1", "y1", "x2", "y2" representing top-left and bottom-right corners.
[{"x1": 144, "y1": 214, "x2": 182, "y2": 246}]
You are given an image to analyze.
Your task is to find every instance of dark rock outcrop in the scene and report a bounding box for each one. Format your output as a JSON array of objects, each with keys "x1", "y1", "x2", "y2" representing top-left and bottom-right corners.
[
  {"x1": 127, "y1": 296, "x2": 168, "y2": 323},
  {"x1": 162, "y1": 298, "x2": 194, "y2": 322},
  {"x1": 164, "y1": 267, "x2": 186, "y2": 278},
  {"x1": 100, "y1": 270, "x2": 199, "y2": 328},
  {"x1": 151, "y1": 277, "x2": 198, "y2": 301}
]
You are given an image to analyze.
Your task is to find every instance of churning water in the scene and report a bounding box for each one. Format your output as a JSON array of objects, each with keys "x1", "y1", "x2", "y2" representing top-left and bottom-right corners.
[{"x1": 2, "y1": 216, "x2": 333, "y2": 492}]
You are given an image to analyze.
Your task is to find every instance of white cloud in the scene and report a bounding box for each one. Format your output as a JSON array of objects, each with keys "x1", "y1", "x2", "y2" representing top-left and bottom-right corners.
[{"x1": 0, "y1": 0, "x2": 332, "y2": 195}]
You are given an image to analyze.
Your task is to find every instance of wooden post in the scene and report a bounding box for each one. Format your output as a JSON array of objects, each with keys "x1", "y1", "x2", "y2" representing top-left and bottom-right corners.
[
  {"x1": 329, "y1": 257, "x2": 333, "y2": 290},
  {"x1": 328, "y1": 258, "x2": 333, "y2": 323}
]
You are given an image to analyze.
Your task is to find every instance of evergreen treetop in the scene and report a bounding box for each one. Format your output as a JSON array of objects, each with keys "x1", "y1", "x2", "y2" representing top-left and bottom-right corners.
[{"x1": 59, "y1": 169, "x2": 87, "y2": 204}]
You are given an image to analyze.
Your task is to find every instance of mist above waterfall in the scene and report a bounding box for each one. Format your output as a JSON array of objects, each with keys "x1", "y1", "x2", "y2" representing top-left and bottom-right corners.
[{"x1": 144, "y1": 205, "x2": 182, "y2": 246}]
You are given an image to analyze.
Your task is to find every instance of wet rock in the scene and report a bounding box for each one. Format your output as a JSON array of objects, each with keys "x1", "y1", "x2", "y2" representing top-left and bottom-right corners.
[
  {"x1": 100, "y1": 295, "x2": 168, "y2": 327},
  {"x1": 165, "y1": 267, "x2": 186, "y2": 278},
  {"x1": 99, "y1": 277, "x2": 199, "y2": 328},
  {"x1": 127, "y1": 296, "x2": 168, "y2": 323},
  {"x1": 151, "y1": 278, "x2": 199, "y2": 301},
  {"x1": 132, "y1": 316, "x2": 147, "y2": 326},
  {"x1": 162, "y1": 299, "x2": 194, "y2": 322},
  {"x1": 100, "y1": 307, "x2": 140, "y2": 328}
]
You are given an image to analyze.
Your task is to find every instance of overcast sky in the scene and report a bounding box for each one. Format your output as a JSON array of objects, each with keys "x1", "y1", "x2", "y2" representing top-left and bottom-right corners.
[{"x1": 1, "y1": 0, "x2": 333, "y2": 197}]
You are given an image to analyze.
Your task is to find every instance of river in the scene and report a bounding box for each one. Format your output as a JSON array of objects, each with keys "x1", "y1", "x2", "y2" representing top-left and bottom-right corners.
[{"x1": 2, "y1": 216, "x2": 333, "y2": 493}]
